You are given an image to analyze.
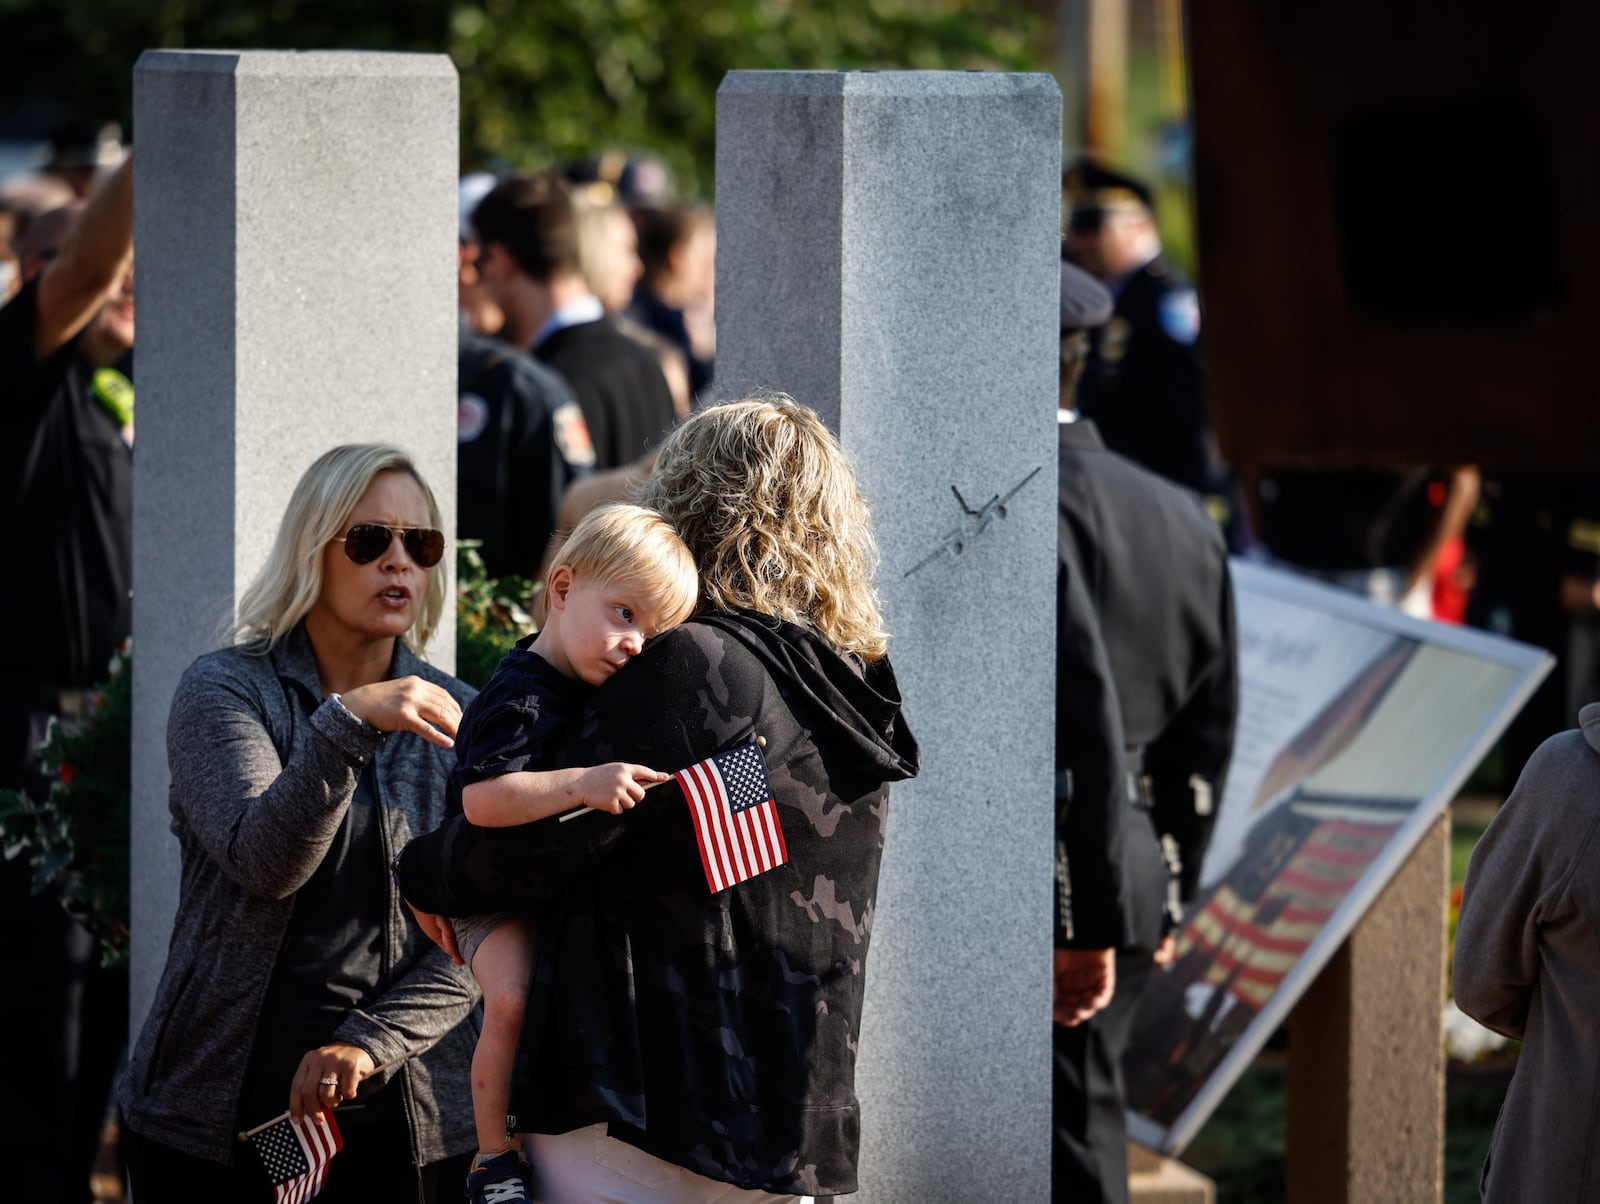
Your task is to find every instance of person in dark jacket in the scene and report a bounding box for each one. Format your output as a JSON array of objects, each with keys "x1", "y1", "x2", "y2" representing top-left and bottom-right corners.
[
  {"x1": 0, "y1": 155, "x2": 134, "y2": 1204},
  {"x1": 399, "y1": 396, "x2": 919, "y2": 1202},
  {"x1": 1054, "y1": 260, "x2": 1239, "y2": 1203},
  {"x1": 627, "y1": 203, "x2": 716, "y2": 403},
  {"x1": 121, "y1": 444, "x2": 480, "y2": 1202},
  {"x1": 456, "y1": 323, "x2": 595, "y2": 580}
]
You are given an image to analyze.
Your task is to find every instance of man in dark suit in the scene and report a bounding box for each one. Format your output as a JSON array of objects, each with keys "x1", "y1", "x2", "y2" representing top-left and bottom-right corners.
[
  {"x1": 1054, "y1": 259, "x2": 1239, "y2": 1203},
  {"x1": 471, "y1": 172, "x2": 675, "y2": 471}
]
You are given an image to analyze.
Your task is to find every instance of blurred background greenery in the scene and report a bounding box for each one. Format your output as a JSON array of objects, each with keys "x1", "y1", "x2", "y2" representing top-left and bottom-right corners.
[
  {"x1": 0, "y1": 0, "x2": 1045, "y2": 195},
  {"x1": 0, "y1": 0, "x2": 1200, "y2": 267}
]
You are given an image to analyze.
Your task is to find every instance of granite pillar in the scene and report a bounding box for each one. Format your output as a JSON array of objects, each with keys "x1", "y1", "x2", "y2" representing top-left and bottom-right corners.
[
  {"x1": 717, "y1": 71, "x2": 1062, "y2": 1200},
  {"x1": 130, "y1": 50, "x2": 459, "y2": 1036},
  {"x1": 1286, "y1": 814, "x2": 1450, "y2": 1203}
]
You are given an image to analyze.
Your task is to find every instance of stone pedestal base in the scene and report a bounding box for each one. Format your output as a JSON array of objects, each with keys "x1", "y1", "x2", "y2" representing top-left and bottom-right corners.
[
  {"x1": 1129, "y1": 1141, "x2": 1217, "y2": 1204},
  {"x1": 1286, "y1": 814, "x2": 1449, "y2": 1203}
]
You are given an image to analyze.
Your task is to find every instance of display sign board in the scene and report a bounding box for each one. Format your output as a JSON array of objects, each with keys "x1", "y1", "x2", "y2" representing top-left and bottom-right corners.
[{"x1": 1124, "y1": 560, "x2": 1553, "y2": 1153}]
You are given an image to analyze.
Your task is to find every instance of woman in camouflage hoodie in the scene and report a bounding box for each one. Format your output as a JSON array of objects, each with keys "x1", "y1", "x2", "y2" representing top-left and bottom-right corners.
[{"x1": 401, "y1": 398, "x2": 920, "y2": 1202}]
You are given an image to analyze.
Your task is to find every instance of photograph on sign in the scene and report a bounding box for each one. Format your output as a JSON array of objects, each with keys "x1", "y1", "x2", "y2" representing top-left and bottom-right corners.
[{"x1": 1123, "y1": 561, "x2": 1552, "y2": 1153}]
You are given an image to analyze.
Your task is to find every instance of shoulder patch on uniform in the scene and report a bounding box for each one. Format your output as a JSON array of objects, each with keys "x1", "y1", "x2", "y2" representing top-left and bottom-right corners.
[
  {"x1": 552, "y1": 402, "x2": 597, "y2": 468},
  {"x1": 457, "y1": 393, "x2": 490, "y2": 443},
  {"x1": 1158, "y1": 287, "x2": 1201, "y2": 345}
]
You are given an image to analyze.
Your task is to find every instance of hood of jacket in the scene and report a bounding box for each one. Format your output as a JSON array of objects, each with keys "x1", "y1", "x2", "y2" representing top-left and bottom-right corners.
[
  {"x1": 696, "y1": 607, "x2": 920, "y2": 791},
  {"x1": 1582, "y1": 702, "x2": 1600, "y2": 753}
]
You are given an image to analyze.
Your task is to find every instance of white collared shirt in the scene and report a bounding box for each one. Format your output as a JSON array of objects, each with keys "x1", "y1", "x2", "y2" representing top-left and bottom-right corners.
[{"x1": 531, "y1": 294, "x2": 605, "y2": 351}]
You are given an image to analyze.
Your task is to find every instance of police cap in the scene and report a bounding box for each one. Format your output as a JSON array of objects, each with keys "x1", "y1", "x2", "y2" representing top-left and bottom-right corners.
[
  {"x1": 1063, "y1": 159, "x2": 1154, "y2": 231},
  {"x1": 1060, "y1": 258, "x2": 1114, "y2": 333}
]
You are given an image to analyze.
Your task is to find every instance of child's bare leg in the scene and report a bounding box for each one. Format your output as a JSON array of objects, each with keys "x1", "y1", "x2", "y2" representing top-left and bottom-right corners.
[{"x1": 469, "y1": 917, "x2": 536, "y2": 1155}]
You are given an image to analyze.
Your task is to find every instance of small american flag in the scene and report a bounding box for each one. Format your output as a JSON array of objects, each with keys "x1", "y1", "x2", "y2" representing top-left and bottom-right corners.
[
  {"x1": 246, "y1": 1110, "x2": 342, "y2": 1203},
  {"x1": 675, "y1": 742, "x2": 789, "y2": 893}
]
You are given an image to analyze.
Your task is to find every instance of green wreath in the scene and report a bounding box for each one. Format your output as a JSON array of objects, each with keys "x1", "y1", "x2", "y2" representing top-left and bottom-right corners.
[{"x1": 0, "y1": 642, "x2": 131, "y2": 968}]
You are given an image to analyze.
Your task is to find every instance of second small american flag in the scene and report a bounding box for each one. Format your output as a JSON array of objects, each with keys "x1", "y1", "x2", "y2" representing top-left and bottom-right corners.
[
  {"x1": 246, "y1": 1110, "x2": 342, "y2": 1203},
  {"x1": 675, "y1": 742, "x2": 789, "y2": 893}
]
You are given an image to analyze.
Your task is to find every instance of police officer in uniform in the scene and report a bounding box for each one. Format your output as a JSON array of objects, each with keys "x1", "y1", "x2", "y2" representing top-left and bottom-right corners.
[
  {"x1": 1054, "y1": 259, "x2": 1239, "y2": 1203},
  {"x1": 1062, "y1": 161, "x2": 1237, "y2": 543},
  {"x1": 456, "y1": 326, "x2": 595, "y2": 581}
]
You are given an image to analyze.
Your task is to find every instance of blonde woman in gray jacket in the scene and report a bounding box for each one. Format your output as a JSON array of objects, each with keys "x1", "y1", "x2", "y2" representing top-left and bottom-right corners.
[{"x1": 121, "y1": 444, "x2": 480, "y2": 1202}]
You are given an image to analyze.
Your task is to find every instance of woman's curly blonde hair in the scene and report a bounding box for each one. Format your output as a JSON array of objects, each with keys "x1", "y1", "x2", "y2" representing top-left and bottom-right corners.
[{"x1": 635, "y1": 395, "x2": 889, "y2": 660}]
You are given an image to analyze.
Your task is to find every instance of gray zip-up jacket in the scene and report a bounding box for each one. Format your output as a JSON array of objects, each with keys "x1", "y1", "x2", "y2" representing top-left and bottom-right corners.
[{"x1": 121, "y1": 624, "x2": 480, "y2": 1165}]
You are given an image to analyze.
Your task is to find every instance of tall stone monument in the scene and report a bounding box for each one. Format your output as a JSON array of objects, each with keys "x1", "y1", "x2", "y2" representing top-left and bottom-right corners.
[
  {"x1": 130, "y1": 51, "x2": 459, "y2": 1034},
  {"x1": 717, "y1": 72, "x2": 1063, "y2": 1200}
]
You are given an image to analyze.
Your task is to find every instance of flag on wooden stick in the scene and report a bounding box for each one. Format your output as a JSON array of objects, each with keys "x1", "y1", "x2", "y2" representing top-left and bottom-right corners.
[{"x1": 674, "y1": 741, "x2": 788, "y2": 893}]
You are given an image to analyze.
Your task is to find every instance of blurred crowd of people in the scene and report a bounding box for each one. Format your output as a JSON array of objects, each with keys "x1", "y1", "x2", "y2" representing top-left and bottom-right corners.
[{"x1": 451, "y1": 155, "x2": 717, "y2": 585}]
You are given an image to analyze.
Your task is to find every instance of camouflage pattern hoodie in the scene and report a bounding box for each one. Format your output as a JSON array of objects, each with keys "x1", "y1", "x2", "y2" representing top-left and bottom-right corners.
[{"x1": 398, "y1": 608, "x2": 919, "y2": 1196}]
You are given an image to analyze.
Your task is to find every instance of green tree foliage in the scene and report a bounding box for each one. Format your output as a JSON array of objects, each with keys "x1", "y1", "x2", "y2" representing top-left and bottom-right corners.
[
  {"x1": 451, "y1": 0, "x2": 1046, "y2": 194},
  {"x1": 0, "y1": 0, "x2": 1047, "y2": 197},
  {"x1": 455, "y1": 542, "x2": 538, "y2": 690}
]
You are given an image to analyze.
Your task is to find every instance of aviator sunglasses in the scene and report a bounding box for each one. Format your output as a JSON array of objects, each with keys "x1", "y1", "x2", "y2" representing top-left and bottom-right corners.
[{"x1": 335, "y1": 523, "x2": 446, "y2": 569}]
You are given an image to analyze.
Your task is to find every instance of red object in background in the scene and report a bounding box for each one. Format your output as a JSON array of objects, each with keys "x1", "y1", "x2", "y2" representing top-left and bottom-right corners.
[{"x1": 1432, "y1": 534, "x2": 1469, "y2": 624}]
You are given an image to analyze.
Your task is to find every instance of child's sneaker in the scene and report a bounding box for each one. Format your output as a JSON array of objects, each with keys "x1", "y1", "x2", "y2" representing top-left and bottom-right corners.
[{"x1": 465, "y1": 1148, "x2": 534, "y2": 1203}]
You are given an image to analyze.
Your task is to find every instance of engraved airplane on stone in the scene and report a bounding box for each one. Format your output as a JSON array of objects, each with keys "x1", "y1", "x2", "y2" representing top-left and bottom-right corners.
[{"x1": 903, "y1": 465, "x2": 1044, "y2": 578}]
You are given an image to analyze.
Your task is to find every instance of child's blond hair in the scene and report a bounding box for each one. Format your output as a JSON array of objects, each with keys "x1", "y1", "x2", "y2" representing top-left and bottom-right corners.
[{"x1": 547, "y1": 503, "x2": 699, "y2": 627}]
